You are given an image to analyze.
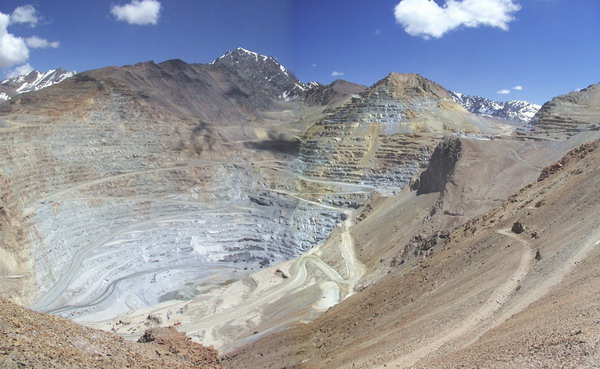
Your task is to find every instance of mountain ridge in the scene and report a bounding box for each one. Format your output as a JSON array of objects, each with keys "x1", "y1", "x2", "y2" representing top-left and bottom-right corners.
[
  {"x1": 0, "y1": 48, "x2": 542, "y2": 128},
  {"x1": 451, "y1": 91, "x2": 541, "y2": 123},
  {"x1": 0, "y1": 69, "x2": 76, "y2": 101}
]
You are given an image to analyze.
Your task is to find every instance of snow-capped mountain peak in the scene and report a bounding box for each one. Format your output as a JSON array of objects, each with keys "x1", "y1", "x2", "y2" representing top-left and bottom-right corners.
[
  {"x1": 211, "y1": 47, "x2": 307, "y2": 101},
  {"x1": 451, "y1": 92, "x2": 541, "y2": 123},
  {"x1": 1, "y1": 69, "x2": 77, "y2": 102}
]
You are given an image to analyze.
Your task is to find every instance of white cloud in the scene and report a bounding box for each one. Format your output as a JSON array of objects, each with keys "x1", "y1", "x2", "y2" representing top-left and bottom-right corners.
[
  {"x1": 394, "y1": 0, "x2": 521, "y2": 39},
  {"x1": 0, "y1": 13, "x2": 29, "y2": 68},
  {"x1": 111, "y1": 0, "x2": 162, "y2": 25},
  {"x1": 512, "y1": 85, "x2": 523, "y2": 90},
  {"x1": 497, "y1": 89, "x2": 511, "y2": 94},
  {"x1": 7, "y1": 63, "x2": 34, "y2": 78},
  {"x1": 10, "y1": 5, "x2": 40, "y2": 27},
  {"x1": 0, "y1": 6, "x2": 59, "y2": 72},
  {"x1": 375, "y1": 29, "x2": 383, "y2": 35},
  {"x1": 25, "y1": 36, "x2": 59, "y2": 49},
  {"x1": 312, "y1": 63, "x2": 317, "y2": 67},
  {"x1": 331, "y1": 71, "x2": 344, "y2": 77}
]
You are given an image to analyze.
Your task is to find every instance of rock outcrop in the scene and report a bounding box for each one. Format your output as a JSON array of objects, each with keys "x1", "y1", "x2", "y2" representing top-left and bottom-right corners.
[{"x1": 416, "y1": 137, "x2": 462, "y2": 195}]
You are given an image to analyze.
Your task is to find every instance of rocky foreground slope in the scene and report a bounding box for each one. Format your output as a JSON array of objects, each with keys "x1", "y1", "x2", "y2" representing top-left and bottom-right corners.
[{"x1": 0, "y1": 298, "x2": 222, "y2": 369}]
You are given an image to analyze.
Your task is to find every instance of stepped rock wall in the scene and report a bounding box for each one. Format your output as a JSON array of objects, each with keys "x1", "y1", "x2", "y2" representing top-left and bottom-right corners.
[{"x1": 522, "y1": 83, "x2": 600, "y2": 139}]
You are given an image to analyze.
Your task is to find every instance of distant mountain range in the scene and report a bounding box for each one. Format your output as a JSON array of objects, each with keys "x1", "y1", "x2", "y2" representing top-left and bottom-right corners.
[
  {"x1": 1, "y1": 50, "x2": 541, "y2": 124},
  {"x1": 0, "y1": 69, "x2": 76, "y2": 101},
  {"x1": 451, "y1": 92, "x2": 541, "y2": 123}
]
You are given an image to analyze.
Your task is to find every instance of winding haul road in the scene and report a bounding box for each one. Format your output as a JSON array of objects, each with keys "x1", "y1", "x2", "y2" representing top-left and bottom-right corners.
[
  {"x1": 102, "y1": 216, "x2": 366, "y2": 348},
  {"x1": 176, "y1": 217, "x2": 365, "y2": 346}
]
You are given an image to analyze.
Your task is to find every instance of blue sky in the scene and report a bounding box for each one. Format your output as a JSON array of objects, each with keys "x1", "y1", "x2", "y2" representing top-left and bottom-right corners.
[{"x1": 1, "y1": 0, "x2": 599, "y2": 105}]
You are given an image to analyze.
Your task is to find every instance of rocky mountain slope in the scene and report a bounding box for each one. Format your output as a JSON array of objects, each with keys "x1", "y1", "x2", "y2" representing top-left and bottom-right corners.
[
  {"x1": 0, "y1": 69, "x2": 76, "y2": 101},
  {"x1": 303, "y1": 79, "x2": 367, "y2": 106},
  {"x1": 211, "y1": 47, "x2": 308, "y2": 101},
  {"x1": 298, "y1": 73, "x2": 513, "y2": 190},
  {"x1": 451, "y1": 92, "x2": 541, "y2": 123}
]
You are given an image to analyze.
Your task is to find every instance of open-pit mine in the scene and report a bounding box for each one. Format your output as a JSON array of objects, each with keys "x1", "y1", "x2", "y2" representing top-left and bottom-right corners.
[{"x1": 2, "y1": 48, "x2": 600, "y2": 368}]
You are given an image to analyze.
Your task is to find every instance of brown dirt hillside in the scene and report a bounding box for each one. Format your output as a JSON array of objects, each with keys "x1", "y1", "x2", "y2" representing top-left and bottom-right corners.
[
  {"x1": 0, "y1": 299, "x2": 223, "y2": 369},
  {"x1": 222, "y1": 138, "x2": 600, "y2": 368}
]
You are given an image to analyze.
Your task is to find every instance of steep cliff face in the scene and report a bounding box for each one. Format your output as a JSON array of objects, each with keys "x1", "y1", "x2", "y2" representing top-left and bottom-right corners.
[{"x1": 416, "y1": 137, "x2": 462, "y2": 195}]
